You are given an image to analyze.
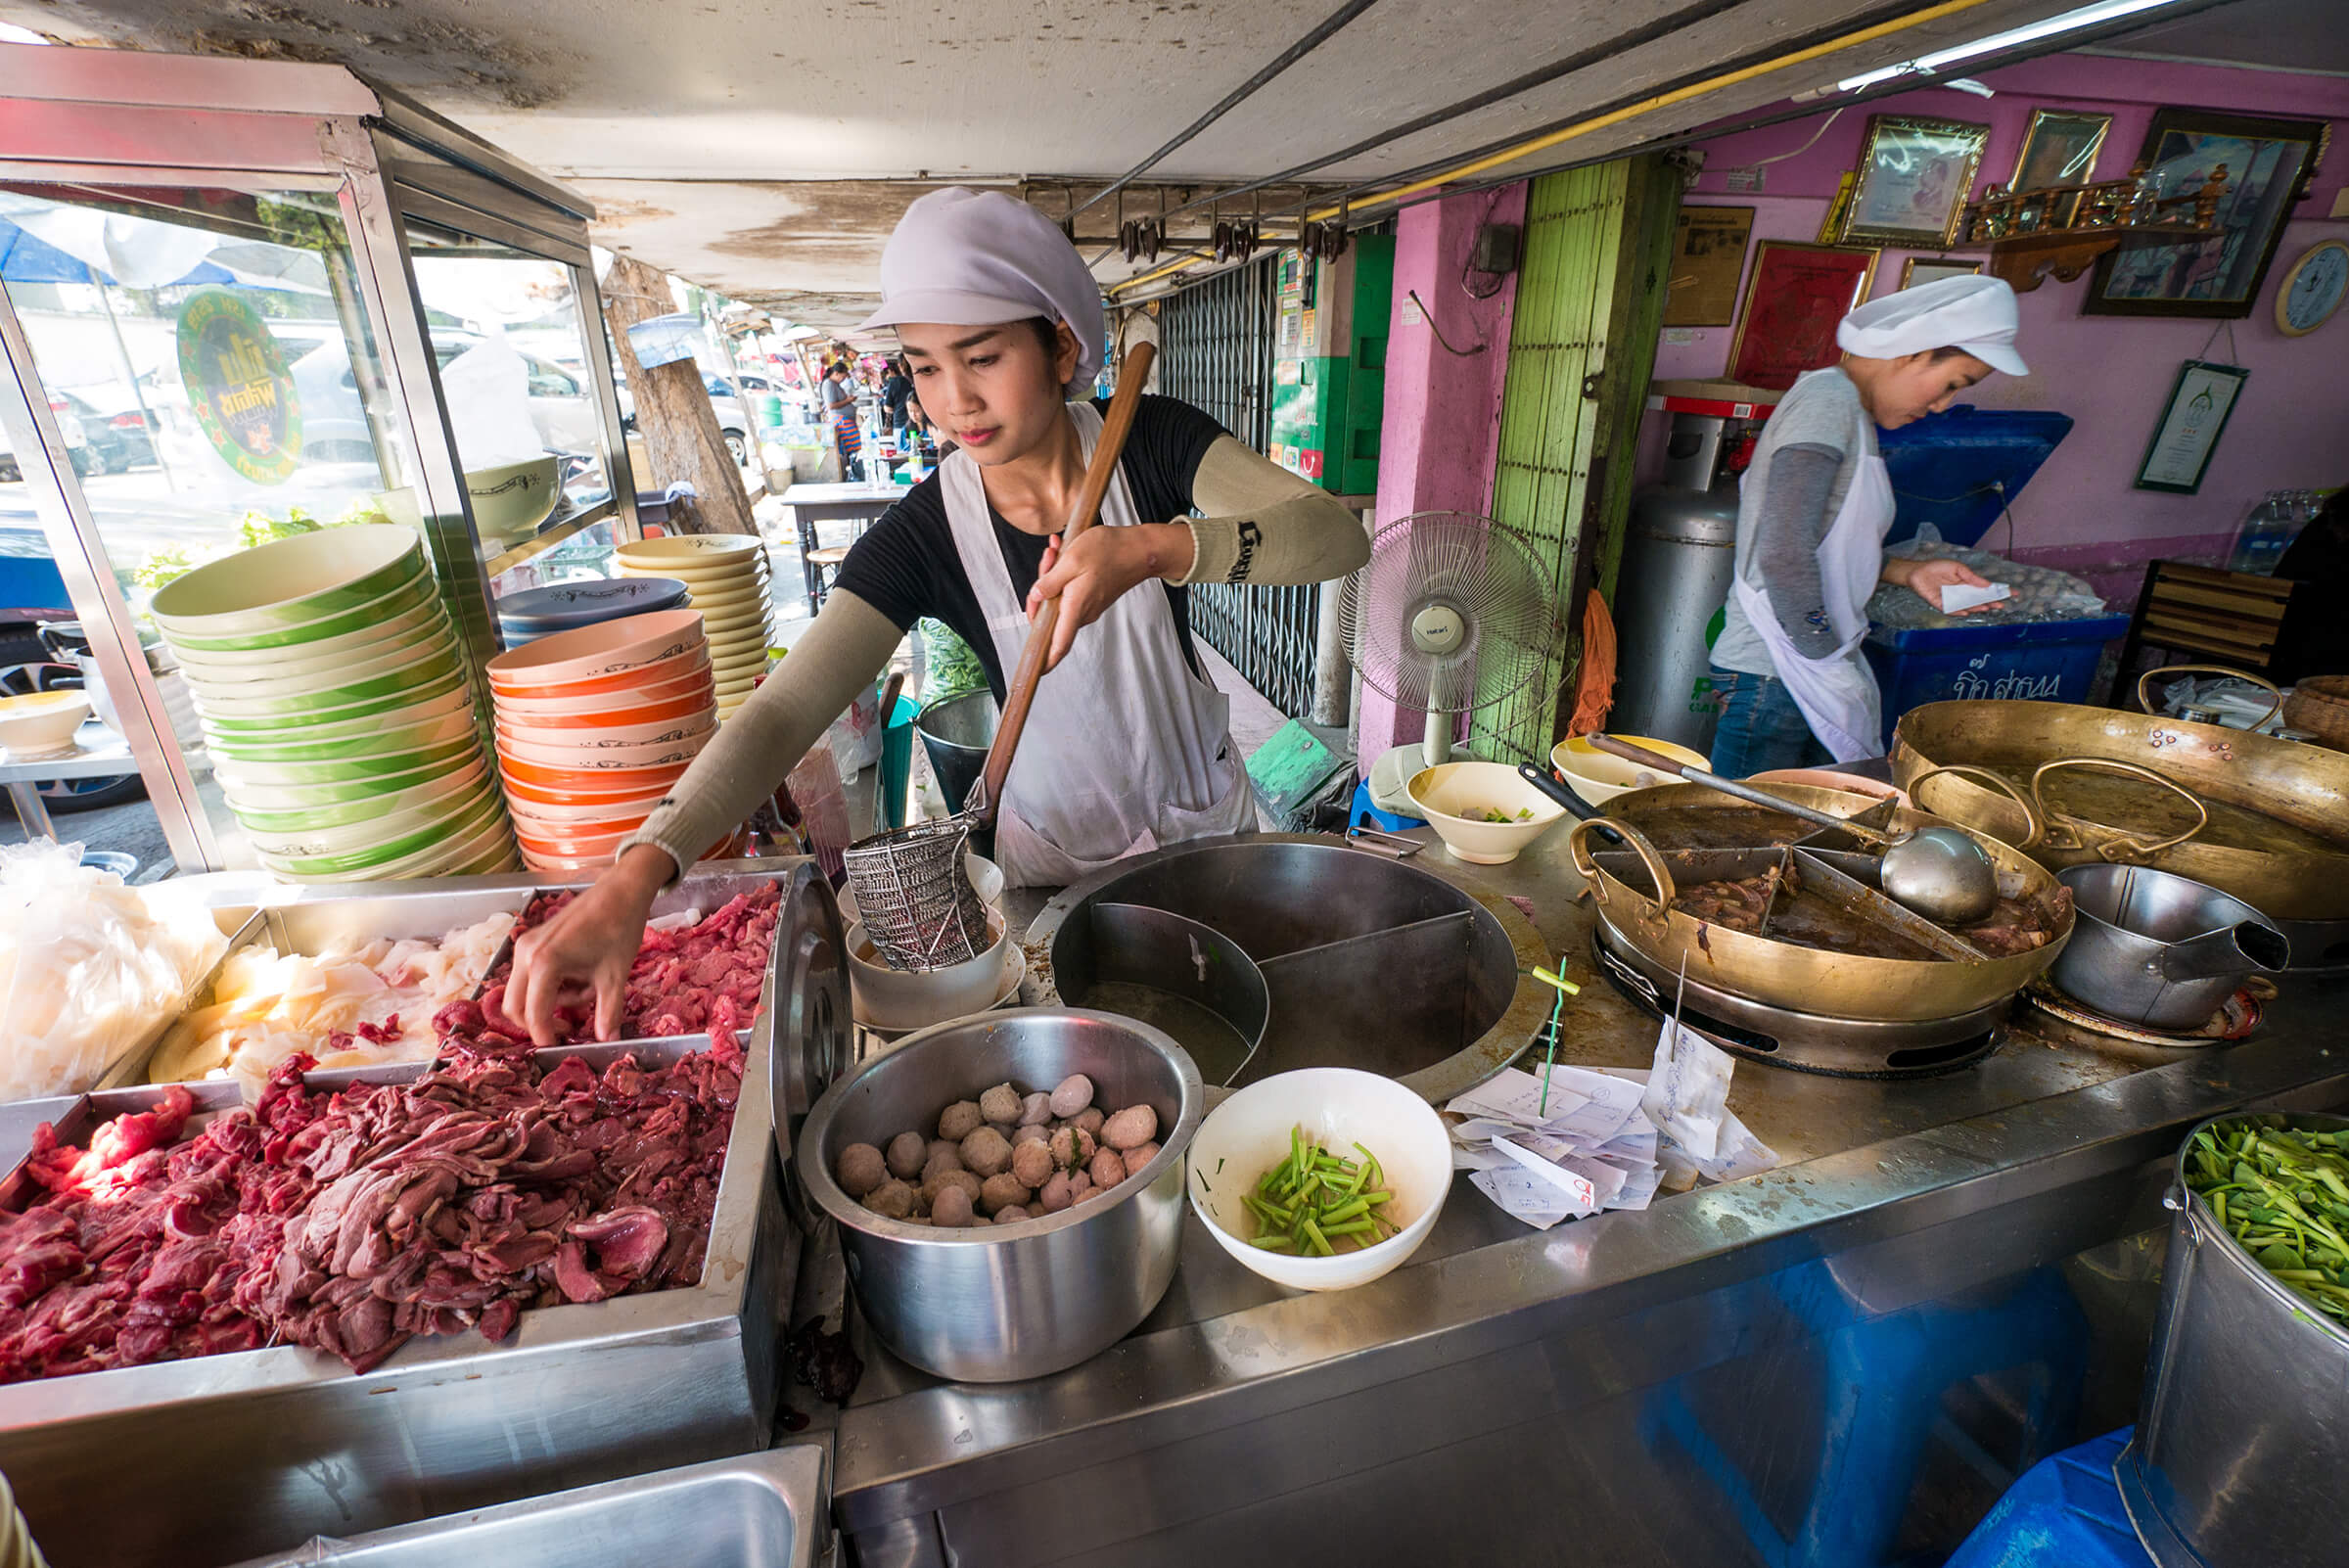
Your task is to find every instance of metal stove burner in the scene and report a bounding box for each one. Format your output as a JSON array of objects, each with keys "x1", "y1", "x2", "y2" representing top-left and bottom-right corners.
[
  {"x1": 2274, "y1": 913, "x2": 2349, "y2": 974},
  {"x1": 1591, "y1": 927, "x2": 2006, "y2": 1079},
  {"x1": 2018, "y1": 977, "x2": 2264, "y2": 1047}
]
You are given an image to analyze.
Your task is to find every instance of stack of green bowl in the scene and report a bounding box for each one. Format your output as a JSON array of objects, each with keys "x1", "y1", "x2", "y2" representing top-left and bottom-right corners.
[{"x1": 149, "y1": 524, "x2": 518, "y2": 883}]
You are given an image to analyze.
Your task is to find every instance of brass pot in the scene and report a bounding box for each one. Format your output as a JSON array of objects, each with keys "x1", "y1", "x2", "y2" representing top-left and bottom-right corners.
[
  {"x1": 1891, "y1": 666, "x2": 2349, "y2": 921},
  {"x1": 1569, "y1": 791, "x2": 2072, "y2": 1024}
]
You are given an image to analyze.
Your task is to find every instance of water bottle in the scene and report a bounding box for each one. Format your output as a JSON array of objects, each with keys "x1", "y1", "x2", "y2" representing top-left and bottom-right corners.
[{"x1": 2230, "y1": 492, "x2": 2296, "y2": 575}]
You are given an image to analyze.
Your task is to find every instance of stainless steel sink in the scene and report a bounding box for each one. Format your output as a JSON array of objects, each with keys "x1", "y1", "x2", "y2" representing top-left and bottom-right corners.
[
  {"x1": 223, "y1": 1446, "x2": 830, "y2": 1568},
  {"x1": 1031, "y1": 835, "x2": 1549, "y2": 1103}
]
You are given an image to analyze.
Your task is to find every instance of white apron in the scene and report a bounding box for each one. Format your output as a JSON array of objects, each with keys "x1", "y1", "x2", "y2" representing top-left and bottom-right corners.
[
  {"x1": 1729, "y1": 451, "x2": 1896, "y2": 762},
  {"x1": 939, "y1": 402, "x2": 1255, "y2": 887}
]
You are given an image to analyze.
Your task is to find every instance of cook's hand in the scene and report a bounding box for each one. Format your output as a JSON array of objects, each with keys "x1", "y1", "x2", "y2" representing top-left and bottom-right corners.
[
  {"x1": 504, "y1": 843, "x2": 668, "y2": 1044},
  {"x1": 1023, "y1": 522, "x2": 1197, "y2": 670},
  {"x1": 1883, "y1": 556, "x2": 1995, "y2": 615}
]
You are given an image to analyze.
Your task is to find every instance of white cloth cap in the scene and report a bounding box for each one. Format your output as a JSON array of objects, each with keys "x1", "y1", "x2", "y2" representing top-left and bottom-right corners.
[
  {"x1": 1835, "y1": 274, "x2": 2027, "y2": 377},
  {"x1": 857, "y1": 188, "x2": 1104, "y2": 394}
]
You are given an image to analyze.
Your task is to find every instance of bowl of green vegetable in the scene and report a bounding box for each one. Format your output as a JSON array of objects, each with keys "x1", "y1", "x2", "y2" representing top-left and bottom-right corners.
[
  {"x1": 1187, "y1": 1067, "x2": 1451, "y2": 1291},
  {"x1": 1406, "y1": 760, "x2": 1568, "y2": 865}
]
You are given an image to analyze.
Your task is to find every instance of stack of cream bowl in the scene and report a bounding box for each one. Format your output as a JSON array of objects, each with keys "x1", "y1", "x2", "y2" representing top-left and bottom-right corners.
[
  {"x1": 614, "y1": 534, "x2": 774, "y2": 719},
  {"x1": 485, "y1": 608, "x2": 718, "y2": 872},
  {"x1": 149, "y1": 524, "x2": 517, "y2": 882}
]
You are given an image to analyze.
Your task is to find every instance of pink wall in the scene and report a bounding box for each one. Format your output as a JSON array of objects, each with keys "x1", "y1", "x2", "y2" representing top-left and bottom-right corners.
[
  {"x1": 1362, "y1": 182, "x2": 1525, "y2": 753},
  {"x1": 1647, "y1": 56, "x2": 2349, "y2": 602}
]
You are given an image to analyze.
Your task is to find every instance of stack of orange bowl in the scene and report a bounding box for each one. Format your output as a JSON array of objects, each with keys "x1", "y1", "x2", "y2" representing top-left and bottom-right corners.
[
  {"x1": 485, "y1": 609, "x2": 718, "y2": 872},
  {"x1": 613, "y1": 534, "x2": 774, "y2": 720}
]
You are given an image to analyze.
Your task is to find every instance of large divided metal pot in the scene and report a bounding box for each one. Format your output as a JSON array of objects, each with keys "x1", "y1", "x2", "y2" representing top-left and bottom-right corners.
[
  {"x1": 1892, "y1": 675, "x2": 2349, "y2": 920},
  {"x1": 1571, "y1": 782, "x2": 2072, "y2": 1023}
]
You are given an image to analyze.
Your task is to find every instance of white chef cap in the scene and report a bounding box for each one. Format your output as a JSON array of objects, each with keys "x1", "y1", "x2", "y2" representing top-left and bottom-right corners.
[
  {"x1": 857, "y1": 188, "x2": 1104, "y2": 395},
  {"x1": 1835, "y1": 274, "x2": 2027, "y2": 377}
]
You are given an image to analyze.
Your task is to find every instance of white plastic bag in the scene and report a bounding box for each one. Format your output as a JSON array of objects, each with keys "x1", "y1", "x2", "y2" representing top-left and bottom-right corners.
[
  {"x1": 438, "y1": 336, "x2": 547, "y2": 470},
  {"x1": 0, "y1": 842, "x2": 228, "y2": 1101},
  {"x1": 824, "y1": 679, "x2": 887, "y2": 779}
]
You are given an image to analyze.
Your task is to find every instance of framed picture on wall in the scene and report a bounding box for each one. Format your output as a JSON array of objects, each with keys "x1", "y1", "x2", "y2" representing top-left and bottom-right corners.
[
  {"x1": 1664, "y1": 205, "x2": 1754, "y2": 327},
  {"x1": 2009, "y1": 109, "x2": 2114, "y2": 219},
  {"x1": 1899, "y1": 257, "x2": 1984, "y2": 291},
  {"x1": 1727, "y1": 241, "x2": 1878, "y2": 391},
  {"x1": 1837, "y1": 116, "x2": 1992, "y2": 249},
  {"x1": 2087, "y1": 108, "x2": 2326, "y2": 319},
  {"x1": 2135, "y1": 359, "x2": 2250, "y2": 493}
]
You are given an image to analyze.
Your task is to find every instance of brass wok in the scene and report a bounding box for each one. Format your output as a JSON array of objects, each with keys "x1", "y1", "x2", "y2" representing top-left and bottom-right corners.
[
  {"x1": 1890, "y1": 666, "x2": 2349, "y2": 921},
  {"x1": 1570, "y1": 784, "x2": 2073, "y2": 1023}
]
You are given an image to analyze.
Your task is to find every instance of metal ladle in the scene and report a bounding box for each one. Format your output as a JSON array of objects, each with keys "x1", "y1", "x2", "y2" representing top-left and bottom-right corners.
[{"x1": 1582, "y1": 735, "x2": 2001, "y2": 925}]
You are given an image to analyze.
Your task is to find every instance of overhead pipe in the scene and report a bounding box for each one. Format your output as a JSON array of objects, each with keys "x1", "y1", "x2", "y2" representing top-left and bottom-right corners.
[{"x1": 1066, "y1": 0, "x2": 1386, "y2": 221}]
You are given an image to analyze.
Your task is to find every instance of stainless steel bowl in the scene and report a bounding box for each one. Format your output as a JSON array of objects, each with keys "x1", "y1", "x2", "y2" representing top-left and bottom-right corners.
[{"x1": 797, "y1": 1007, "x2": 1204, "y2": 1382}]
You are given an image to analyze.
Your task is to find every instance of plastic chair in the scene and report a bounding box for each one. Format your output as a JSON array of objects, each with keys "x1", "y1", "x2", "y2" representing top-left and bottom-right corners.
[{"x1": 1641, "y1": 1262, "x2": 2090, "y2": 1568}]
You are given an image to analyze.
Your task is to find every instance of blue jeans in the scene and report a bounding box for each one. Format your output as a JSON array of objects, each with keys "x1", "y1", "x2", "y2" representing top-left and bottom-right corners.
[{"x1": 1708, "y1": 665, "x2": 1831, "y2": 779}]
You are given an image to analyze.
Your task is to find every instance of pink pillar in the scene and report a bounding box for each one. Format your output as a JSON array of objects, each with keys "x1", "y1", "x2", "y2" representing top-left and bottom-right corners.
[{"x1": 1362, "y1": 183, "x2": 1526, "y2": 758}]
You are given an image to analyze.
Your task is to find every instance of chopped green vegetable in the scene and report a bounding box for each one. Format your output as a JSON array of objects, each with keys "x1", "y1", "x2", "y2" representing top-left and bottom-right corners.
[
  {"x1": 1240, "y1": 1125, "x2": 1400, "y2": 1256},
  {"x1": 2186, "y1": 1120, "x2": 2349, "y2": 1326}
]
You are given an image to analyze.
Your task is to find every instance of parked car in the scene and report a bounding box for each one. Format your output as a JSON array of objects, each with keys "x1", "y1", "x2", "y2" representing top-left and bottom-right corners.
[
  {"x1": 57, "y1": 391, "x2": 158, "y2": 474},
  {"x1": 614, "y1": 373, "x2": 753, "y2": 468},
  {"x1": 0, "y1": 398, "x2": 96, "y2": 484},
  {"x1": 289, "y1": 331, "x2": 603, "y2": 465}
]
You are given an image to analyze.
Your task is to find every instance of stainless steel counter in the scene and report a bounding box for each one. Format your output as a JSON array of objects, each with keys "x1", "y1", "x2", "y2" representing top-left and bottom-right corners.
[{"x1": 812, "y1": 826, "x2": 2349, "y2": 1568}]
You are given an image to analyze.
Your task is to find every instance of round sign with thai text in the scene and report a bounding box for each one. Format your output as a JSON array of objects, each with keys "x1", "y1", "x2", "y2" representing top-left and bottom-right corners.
[{"x1": 176, "y1": 289, "x2": 302, "y2": 484}]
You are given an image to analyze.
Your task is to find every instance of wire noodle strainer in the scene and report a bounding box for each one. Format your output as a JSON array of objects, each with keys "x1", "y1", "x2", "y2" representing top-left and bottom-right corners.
[{"x1": 843, "y1": 343, "x2": 1158, "y2": 971}]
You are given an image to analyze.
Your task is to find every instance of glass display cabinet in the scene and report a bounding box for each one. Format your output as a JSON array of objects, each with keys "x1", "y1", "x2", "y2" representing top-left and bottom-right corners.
[{"x1": 0, "y1": 45, "x2": 639, "y2": 871}]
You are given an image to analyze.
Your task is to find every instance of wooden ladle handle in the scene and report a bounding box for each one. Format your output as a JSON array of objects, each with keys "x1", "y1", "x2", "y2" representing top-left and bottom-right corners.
[{"x1": 970, "y1": 341, "x2": 1157, "y2": 826}]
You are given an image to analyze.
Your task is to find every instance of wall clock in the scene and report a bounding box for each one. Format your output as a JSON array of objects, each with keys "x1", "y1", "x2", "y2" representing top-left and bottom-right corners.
[{"x1": 2276, "y1": 239, "x2": 2349, "y2": 337}]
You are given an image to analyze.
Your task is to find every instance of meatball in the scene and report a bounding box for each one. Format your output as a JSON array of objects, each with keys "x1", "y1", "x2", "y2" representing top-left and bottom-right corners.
[
  {"x1": 1010, "y1": 1138, "x2": 1057, "y2": 1190},
  {"x1": 1037, "y1": 1172, "x2": 1077, "y2": 1213},
  {"x1": 835, "y1": 1143, "x2": 887, "y2": 1198},
  {"x1": 1068, "y1": 1173, "x2": 1095, "y2": 1201},
  {"x1": 937, "y1": 1100, "x2": 984, "y2": 1142},
  {"x1": 861, "y1": 1179, "x2": 915, "y2": 1220},
  {"x1": 1122, "y1": 1141, "x2": 1161, "y2": 1177},
  {"x1": 1075, "y1": 1181, "x2": 1107, "y2": 1204},
  {"x1": 993, "y1": 1204, "x2": 1031, "y2": 1222},
  {"x1": 1072, "y1": 1106, "x2": 1106, "y2": 1139},
  {"x1": 1087, "y1": 1146, "x2": 1127, "y2": 1189},
  {"x1": 1049, "y1": 1125, "x2": 1097, "y2": 1174},
  {"x1": 1049, "y1": 1074, "x2": 1095, "y2": 1119},
  {"x1": 978, "y1": 1173, "x2": 1033, "y2": 1216},
  {"x1": 920, "y1": 1145, "x2": 965, "y2": 1185},
  {"x1": 931, "y1": 1185, "x2": 976, "y2": 1227},
  {"x1": 922, "y1": 1168, "x2": 983, "y2": 1208},
  {"x1": 1018, "y1": 1091, "x2": 1053, "y2": 1127},
  {"x1": 1010, "y1": 1123, "x2": 1049, "y2": 1148},
  {"x1": 885, "y1": 1131, "x2": 927, "y2": 1180},
  {"x1": 961, "y1": 1126, "x2": 1013, "y2": 1178},
  {"x1": 1101, "y1": 1105, "x2": 1157, "y2": 1152},
  {"x1": 979, "y1": 1084, "x2": 1024, "y2": 1125}
]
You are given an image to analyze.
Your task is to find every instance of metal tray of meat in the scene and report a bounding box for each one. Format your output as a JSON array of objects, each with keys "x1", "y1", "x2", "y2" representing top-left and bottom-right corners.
[
  {"x1": 220, "y1": 1443, "x2": 831, "y2": 1568},
  {"x1": 0, "y1": 856, "x2": 847, "y2": 1568}
]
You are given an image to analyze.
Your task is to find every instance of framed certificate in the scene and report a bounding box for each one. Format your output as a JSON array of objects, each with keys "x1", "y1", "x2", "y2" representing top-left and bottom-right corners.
[
  {"x1": 2135, "y1": 360, "x2": 2249, "y2": 494},
  {"x1": 1727, "y1": 241, "x2": 1877, "y2": 391}
]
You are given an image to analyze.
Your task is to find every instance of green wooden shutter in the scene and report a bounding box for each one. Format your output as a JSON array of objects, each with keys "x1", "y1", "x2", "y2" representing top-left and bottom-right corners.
[{"x1": 1473, "y1": 154, "x2": 1681, "y2": 763}]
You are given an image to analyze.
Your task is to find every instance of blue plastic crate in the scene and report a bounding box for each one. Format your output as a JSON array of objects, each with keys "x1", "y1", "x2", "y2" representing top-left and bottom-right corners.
[{"x1": 1863, "y1": 613, "x2": 2130, "y2": 749}]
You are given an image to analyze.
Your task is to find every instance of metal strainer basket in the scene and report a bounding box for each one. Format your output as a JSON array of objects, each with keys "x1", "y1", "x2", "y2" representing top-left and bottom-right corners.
[{"x1": 843, "y1": 816, "x2": 992, "y2": 970}]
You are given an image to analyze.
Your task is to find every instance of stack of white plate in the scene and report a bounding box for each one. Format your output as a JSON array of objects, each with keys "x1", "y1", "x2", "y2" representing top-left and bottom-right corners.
[
  {"x1": 148, "y1": 524, "x2": 517, "y2": 883},
  {"x1": 614, "y1": 534, "x2": 775, "y2": 719}
]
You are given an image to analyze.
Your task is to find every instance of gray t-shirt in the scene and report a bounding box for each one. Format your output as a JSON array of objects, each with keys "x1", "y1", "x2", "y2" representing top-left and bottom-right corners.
[{"x1": 1710, "y1": 367, "x2": 1878, "y2": 677}]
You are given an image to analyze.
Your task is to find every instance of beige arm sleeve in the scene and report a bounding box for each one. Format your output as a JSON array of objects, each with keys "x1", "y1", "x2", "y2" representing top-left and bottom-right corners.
[
  {"x1": 1179, "y1": 435, "x2": 1370, "y2": 586},
  {"x1": 619, "y1": 590, "x2": 902, "y2": 883}
]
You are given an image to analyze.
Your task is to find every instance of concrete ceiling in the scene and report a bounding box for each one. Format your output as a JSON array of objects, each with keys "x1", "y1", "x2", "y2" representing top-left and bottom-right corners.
[{"x1": 0, "y1": 0, "x2": 2290, "y2": 327}]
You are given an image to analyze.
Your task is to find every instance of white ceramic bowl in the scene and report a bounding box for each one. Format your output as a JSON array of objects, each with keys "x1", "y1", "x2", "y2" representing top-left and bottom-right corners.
[
  {"x1": 1405, "y1": 761, "x2": 1568, "y2": 864},
  {"x1": 844, "y1": 912, "x2": 1008, "y2": 1031},
  {"x1": 1186, "y1": 1067, "x2": 1451, "y2": 1292},
  {"x1": 617, "y1": 533, "x2": 765, "y2": 570},
  {"x1": 1549, "y1": 733, "x2": 1711, "y2": 808},
  {"x1": 466, "y1": 455, "x2": 562, "y2": 544},
  {"x1": 0, "y1": 691, "x2": 90, "y2": 758}
]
